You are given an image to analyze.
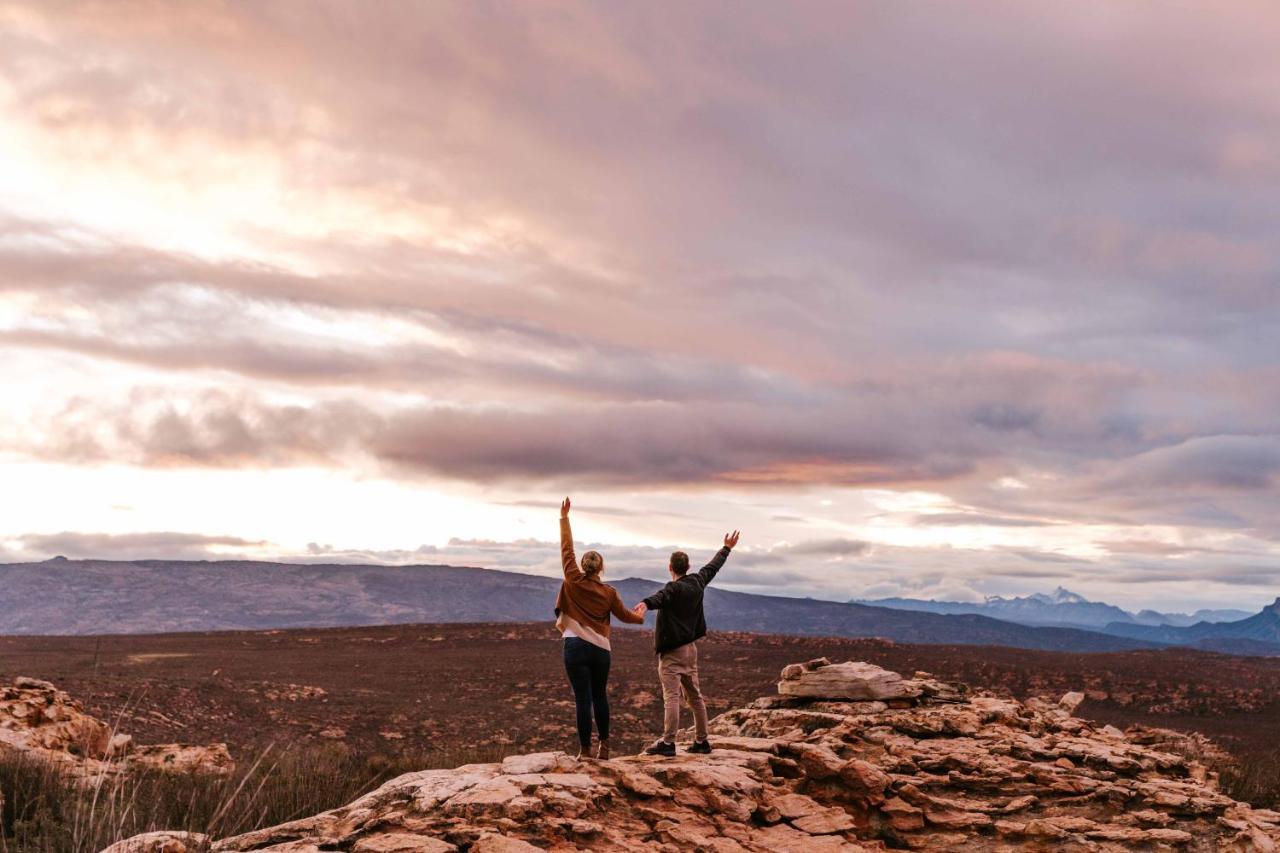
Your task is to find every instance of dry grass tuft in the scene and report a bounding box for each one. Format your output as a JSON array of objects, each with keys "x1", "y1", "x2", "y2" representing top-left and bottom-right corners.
[{"x1": 0, "y1": 743, "x2": 507, "y2": 853}]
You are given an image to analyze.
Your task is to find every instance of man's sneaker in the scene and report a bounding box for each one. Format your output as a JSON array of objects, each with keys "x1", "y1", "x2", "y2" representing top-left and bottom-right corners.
[
  {"x1": 688, "y1": 739, "x2": 712, "y2": 754},
  {"x1": 643, "y1": 739, "x2": 676, "y2": 757}
]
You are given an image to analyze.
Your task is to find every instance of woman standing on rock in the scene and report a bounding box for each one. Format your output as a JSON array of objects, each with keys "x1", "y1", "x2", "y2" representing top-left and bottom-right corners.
[{"x1": 556, "y1": 497, "x2": 645, "y2": 759}]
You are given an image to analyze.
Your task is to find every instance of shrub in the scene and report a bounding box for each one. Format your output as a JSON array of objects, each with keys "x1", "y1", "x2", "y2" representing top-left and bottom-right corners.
[{"x1": 1221, "y1": 750, "x2": 1280, "y2": 811}]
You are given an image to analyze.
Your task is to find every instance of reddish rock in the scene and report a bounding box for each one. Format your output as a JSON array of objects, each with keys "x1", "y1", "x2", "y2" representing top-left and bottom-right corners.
[
  {"x1": 0, "y1": 677, "x2": 232, "y2": 779},
  {"x1": 105, "y1": 659, "x2": 1280, "y2": 852}
]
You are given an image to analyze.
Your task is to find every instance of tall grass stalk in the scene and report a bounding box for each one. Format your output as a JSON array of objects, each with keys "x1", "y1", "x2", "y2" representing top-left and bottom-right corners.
[{"x1": 0, "y1": 743, "x2": 507, "y2": 853}]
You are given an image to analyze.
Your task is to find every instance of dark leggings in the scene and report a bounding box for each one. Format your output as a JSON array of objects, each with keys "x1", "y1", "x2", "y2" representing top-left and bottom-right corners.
[{"x1": 563, "y1": 637, "x2": 611, "y2": 748}]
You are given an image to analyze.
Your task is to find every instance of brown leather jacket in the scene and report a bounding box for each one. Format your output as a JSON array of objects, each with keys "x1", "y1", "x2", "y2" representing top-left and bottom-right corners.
[{"x1": 554, "y1": 517, "x2": 642, "y2": 650}]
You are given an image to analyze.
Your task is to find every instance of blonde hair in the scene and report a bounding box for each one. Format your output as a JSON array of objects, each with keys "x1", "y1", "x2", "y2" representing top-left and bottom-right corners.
[{"x1": 581, "y1": 550, "x2": 604, "y2": 577}]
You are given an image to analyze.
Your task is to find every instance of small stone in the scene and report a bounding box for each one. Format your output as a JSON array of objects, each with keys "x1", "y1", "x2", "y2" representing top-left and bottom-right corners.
[
  {"x1": 1059, "y1": 691, "x2": 1086, "y2": 714},
  {"x1": 1000, "y1": 795, "x2": 1037, "y2": 813}
]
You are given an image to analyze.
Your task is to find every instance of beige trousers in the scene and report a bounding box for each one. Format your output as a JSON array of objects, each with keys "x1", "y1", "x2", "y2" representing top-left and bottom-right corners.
[{"x1": 658, "y1": 641, "x2": 709, "y2": 742}]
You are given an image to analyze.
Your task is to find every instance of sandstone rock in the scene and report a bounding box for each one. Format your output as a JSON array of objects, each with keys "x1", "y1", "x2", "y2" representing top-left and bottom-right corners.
[
  {"x1": 499, "y1": 751, "x2": 577, "y2": 775},
  {"x1": 444, "y1": 777, "x2": 523, "y2": 813},
  {"x1": 882, "y1": 796, "x2": 925, "y2": 831},
  {"x1": 999, "y1": 794, "x2": 1037, "y2": 813},
  {"x1": 925, "y1": 808, "x2": 991, "y2": 829},
  {"x1": 352, "y1": 832, "x2": 454, "y2": 852},
  {"x1": 792, "y1": 805, "x2": 857, "y2": 834},
  {"x1": 1059, "y1": 691, "x2": 1086, "y2": 713},
  {"x1": 969, "y1": 696, "x2": 1023, "y2": 726},
  {"x1": 131, "y1": 743, "x2": 235, "y2": 776},
  {"x1": 101, "y1": 831, "x2": 210, "y2": 853},
  {"x1": 1, "y1": 677, "x2": 234, "y2": 782},
  {"x1": 778, "y1": 660, "x2": 919, "y2": 701},
  {"x1": 470, "y1": 834, "x2": 541, "y2": 852},
  {"x1": 838, "y1": 758, "x2": 890, "y2": 805},
  {"x1": 108, "y1": 658, "x2": 1280, "y2": 853},
  {"x1": 0, "y1": 678, "x2": 113, "y2": 759},
  {"x1": 768, "y1": 791, "x2": 825, "y2": 819},
  {"x1": 786, "y1": 742, "x2": 845, "y2": 779}
]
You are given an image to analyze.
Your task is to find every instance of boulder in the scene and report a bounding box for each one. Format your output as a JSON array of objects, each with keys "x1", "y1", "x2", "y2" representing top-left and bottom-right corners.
[
  {"x1": 778, "y1": 660, "x2": 920, "y2": 701},
  {"x1": 131, "y1": 743, "x2": 235, "y2": 776},
  {"x1": 1059, "y1": 691, "x2": 1086, "y2": 714}
]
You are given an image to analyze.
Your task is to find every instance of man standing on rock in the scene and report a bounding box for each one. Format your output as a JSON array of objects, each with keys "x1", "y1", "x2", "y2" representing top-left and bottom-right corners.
[{"x1": 632, "y1": 529, "x2": 740, "y2": 757}]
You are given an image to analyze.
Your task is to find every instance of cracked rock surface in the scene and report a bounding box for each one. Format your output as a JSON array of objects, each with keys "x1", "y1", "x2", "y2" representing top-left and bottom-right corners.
[{"x1": 109, "y1": 658, "x2": 1280, "y2": 851}]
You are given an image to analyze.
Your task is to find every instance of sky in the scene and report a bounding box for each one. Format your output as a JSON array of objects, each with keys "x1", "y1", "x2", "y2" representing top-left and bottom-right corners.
[{"x1": 1, "y1": 1, "x2": 1278, "y2": 613}]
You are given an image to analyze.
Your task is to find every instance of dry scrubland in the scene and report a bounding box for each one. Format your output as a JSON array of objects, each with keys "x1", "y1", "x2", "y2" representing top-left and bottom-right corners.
[{"x1": 5, "y1": 623, "x2": 1280, "y2": 850}]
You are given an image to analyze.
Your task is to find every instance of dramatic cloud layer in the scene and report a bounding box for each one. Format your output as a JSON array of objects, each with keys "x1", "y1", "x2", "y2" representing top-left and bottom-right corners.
[{"x1": 1, "y1": 1, "x2": 1277, "y2": 611}]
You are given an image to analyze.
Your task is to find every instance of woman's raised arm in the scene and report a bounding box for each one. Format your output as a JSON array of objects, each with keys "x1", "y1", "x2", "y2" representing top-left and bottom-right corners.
[{"x1": 560, "y1": 496, "x2": 580, "y2": 579}]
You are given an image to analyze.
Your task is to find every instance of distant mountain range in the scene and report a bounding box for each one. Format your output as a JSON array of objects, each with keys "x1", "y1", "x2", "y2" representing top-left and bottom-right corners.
[
  {"x1": 1100, "y1": 599, "x2": 1280, "y2": 651},
  {"x1": 857, "y1": 586, "x2": 1251, "y2": 631},
  {"x1": 0, "y1": 559, "x2": 1274, "y2": 657},
  {"x1": 0, "y1": 558, "x2": 1149, "y2": 652}
]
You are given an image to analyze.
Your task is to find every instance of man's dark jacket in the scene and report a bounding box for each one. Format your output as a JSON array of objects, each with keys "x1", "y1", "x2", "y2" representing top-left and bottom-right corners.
[{"x1": 642, "y1": 546, "x2": 731, "y2": 654}]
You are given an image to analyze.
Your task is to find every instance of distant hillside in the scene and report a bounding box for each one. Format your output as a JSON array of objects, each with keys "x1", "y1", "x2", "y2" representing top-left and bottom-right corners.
[
  {"x1": 0, "y1": 558, "x2": 1156, "y2": 653},
  {"x1": 859, "y1": 586, "x2": 1250, "y2": 630},
  {"x1": 1104, "y1": 599, "x2": 1280, "y2": 655}
]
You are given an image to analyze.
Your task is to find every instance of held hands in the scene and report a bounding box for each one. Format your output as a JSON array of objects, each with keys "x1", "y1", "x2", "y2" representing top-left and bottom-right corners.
[
  {"x1": 724, "y1": 530, "x2": 740, "y2": 549},
  {"x1": 561, "y1": 497, "x2": 571, "y2": 518},
  {"x1": 632, "y1": 602, "x2": 647, "y2": 618}
]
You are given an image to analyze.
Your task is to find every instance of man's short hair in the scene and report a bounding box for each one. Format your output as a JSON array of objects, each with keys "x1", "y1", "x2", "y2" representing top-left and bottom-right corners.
[{"x1": 670, "y1": 551, "x2": 689, "y2": 576}]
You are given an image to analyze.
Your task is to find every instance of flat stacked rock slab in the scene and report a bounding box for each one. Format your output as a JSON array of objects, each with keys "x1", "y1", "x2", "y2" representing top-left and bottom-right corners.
[
  {"x1": 779, "y1": 659, "x2": 918, "y2": 701},
  {"x1": 111, "y1": 660, "x2": 1280, "y2": 851}
]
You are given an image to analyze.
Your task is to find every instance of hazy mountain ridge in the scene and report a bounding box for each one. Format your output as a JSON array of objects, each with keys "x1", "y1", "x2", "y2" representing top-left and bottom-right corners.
[
  {"x1": 1103, "y1": 599, "x2": 1280, "y2": 648},
  {"x1": 0, "y1": 558, "x2": 1156, "y2": 653},
  {"x1": 859, "y1": 585, "x2": 1251, "y2": 630}
]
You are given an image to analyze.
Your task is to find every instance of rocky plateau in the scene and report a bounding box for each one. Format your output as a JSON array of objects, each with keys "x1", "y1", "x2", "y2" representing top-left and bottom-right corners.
[{"x1": 103, "y1": 658, "x2": 1280, "y2": 852}]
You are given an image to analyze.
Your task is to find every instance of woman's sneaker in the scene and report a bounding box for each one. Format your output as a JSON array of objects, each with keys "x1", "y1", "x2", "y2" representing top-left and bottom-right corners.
[
  {"x1": 596, "y1": 740, "x2": 610, "y2": 760},
  {"x1": 643, "y1": 739, "x2": 676, "y2": 757},
  {"x1": 688, "y1": 739, "x2": 712, "y2": 754}
]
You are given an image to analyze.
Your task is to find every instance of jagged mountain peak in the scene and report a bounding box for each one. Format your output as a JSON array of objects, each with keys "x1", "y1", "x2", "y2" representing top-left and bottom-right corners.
[
  {"x1": 1027, "y1": 586, "x2": 1089, "y2": 604},
  {"x1": 984, "y1": 586, "x2": 1090, "y2": 607}
]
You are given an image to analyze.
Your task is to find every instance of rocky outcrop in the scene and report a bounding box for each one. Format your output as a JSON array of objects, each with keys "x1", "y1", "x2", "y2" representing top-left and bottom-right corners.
[
  {"x1": 101, "y1": 831, "x2": 211, "y2": 853},
  {"x1": 114, "y1": 659, "x2": 1280, "y2": 851},
  {"x1": 0, "y1": 676, "x2": 232, "y2": 777}
]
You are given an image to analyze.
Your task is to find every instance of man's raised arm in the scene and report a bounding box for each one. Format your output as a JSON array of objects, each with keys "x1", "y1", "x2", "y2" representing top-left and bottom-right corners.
[
  {"x1": 696, "y1": 530, "x2": 740, "y2": 587},
  {"x1": 559, "y1": 497, "x2": 580, "y2": 579}
]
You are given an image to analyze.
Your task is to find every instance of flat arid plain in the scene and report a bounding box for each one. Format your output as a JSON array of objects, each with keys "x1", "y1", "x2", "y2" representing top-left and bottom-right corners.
[{"x1": 5, "y1": 623, "x2": 1280, "y2": 778}]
